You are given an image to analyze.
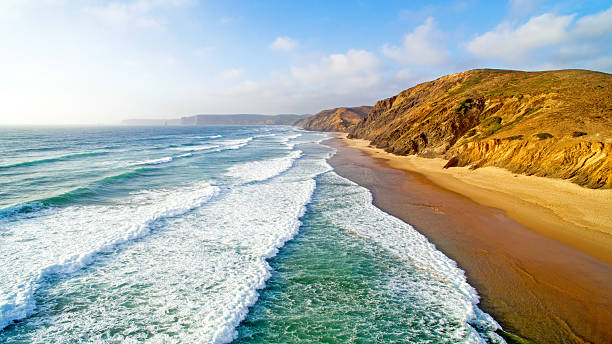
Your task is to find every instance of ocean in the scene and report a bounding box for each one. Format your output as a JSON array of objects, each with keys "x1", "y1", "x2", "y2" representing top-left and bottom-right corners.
[{"x1": 0, "y1": 126, "x2": 504, "y2": 343}]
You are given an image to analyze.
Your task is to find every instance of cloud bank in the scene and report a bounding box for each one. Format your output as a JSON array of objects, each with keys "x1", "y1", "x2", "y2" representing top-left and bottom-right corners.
[
  {"x1": 383, "y1": 17, "x2": 449, "y2": 66},
  {"x1": 467, "y1": 6, "x2": 612, "y2": 69}
]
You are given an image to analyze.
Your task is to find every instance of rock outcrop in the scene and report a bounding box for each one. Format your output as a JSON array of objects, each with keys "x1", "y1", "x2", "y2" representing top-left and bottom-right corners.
[
  {"x1": 349, "y1": 69, "x2": 612, "y2": 188},
  {"x1": 295, "y1": 106, "x2": 372, "y2": 132}
]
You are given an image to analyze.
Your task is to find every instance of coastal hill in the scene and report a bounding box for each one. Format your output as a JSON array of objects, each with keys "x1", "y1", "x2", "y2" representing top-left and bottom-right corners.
[
  {"x1": 294, "y1": 106, "x2": 372, "y2": 132},
  {"x1": 122, "y1": 114, "x2": 307, "y2": 126},
  {"x1": 348, "y1": 69, "x2": 612, "y2": 188}
]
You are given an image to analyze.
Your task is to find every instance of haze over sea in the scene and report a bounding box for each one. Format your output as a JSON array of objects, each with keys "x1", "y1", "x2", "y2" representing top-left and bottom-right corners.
[{"x1": 0, "y1": 126, "x2": 504, "y2": 343}]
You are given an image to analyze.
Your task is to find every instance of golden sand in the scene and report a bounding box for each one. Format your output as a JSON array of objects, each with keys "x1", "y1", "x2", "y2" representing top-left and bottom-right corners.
[{"x1": 341, "y1": 135, "x2": 612, "y2": 265}]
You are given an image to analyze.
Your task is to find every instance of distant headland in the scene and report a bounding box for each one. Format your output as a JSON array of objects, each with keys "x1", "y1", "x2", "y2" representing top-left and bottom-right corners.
[{"x1": 122, "y1": 114, "x2": 309, "y2": 126}]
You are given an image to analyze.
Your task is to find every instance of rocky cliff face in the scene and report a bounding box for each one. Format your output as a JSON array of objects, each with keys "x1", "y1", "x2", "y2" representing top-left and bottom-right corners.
[
  {"x1": 295, "y1": 106, "x2": 372, "y2": 132},
  {"x1": 451, "y1": 139, "x2": 612, "y2": 188},
  {"x1": 349, "y1": 69, "x2": 612, "y2": 188}
]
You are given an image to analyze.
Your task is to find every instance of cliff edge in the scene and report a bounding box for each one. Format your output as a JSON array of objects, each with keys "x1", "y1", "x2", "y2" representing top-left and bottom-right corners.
[{"x1": 349, "y1": 69, "x2": 612, "y2": 188}]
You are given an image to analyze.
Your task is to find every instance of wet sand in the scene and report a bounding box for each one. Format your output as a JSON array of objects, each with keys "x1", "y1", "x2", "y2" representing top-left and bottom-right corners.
[{"x1": 326, "y1": 137, "x2": 612, "y2": 344}]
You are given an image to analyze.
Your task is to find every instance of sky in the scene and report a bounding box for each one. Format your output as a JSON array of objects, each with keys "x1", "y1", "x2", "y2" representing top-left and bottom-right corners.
[{"x1": 0, "y1": 0, "x2": 611, "y2": 125}]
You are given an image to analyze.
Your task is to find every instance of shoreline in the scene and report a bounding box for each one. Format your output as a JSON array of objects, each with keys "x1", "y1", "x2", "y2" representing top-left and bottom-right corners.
[
  {"x1": 340, "y1": 135, "x2": 612, "y2": 265},
  {"x1": 326, "y1": 135, "x2": 612, "y2": 344}
]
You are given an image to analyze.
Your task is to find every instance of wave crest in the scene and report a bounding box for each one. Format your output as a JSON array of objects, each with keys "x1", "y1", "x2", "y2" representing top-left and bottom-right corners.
[
  {"x1": 0, "y1": 182, "x2": 219, "y2": 331},
  {"x1": 225, "y1": 150, "x2": 302, "y2": 183}
]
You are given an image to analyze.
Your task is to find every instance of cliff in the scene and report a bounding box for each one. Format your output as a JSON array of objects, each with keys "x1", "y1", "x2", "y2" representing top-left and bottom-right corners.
[
  {"x1": 349, "y1": 69, "x2": 612, "y2": 188},
  {"x1": 122, "y1": 114, "x2": 307, "y2": 126},
  {"x1": 295, "y1": 106, "x2": 372, "y2": 132}
]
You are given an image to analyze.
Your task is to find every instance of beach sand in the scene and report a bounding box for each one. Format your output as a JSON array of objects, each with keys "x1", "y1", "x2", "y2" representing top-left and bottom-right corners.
[{"x1": 327, "y1": 135, "x2": 612, "y2": 344}]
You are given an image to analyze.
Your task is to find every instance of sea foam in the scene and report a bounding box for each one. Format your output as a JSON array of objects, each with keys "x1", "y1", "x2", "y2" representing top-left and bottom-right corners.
[
  {"x1": 213, "y1": 137, "x2": 253, "y2": 151},
  {"x1": 172, "y1": 144, "x2": 220, "y2": 152},
  {"x1": 316, "y1": 171, "x2": 504, "y2": 343},
  {"x1": 0, "y1": 151, "x2": 109, "y2": 170},
  {"x1": 0, "y1": 138, "x2": 332, "y2": 343},
  {"x1": 278, "y1": 133, "x2": 303, "y2": 149},
  {"x1": 0, "y1": 168, "x2": 151, "y2": 220},
  {"x1": 225, "y1": 150, "x2": 303, "y2": 183},
  {"x1": 0, "y1": 181, "x2": 219, "y2": 331},
  {"x1": 138, "y1": 157, "x2": 173, "y2": 165}
]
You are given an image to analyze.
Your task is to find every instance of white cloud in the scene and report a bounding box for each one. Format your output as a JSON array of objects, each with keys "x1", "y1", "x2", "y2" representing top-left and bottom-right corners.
[
  {"x1": 84, "y1": 0, "x2": 193, "y2": 29},
  {"x1": 0, "y1": 0, "x2": 69, "y2": 21},
  {"x1": 466, "y1": 6, "x2": 612, "y2": 67},
  {"x1": 573, "y1": 5, "x2": 612, "y2": 38},
  {"x1": 290, "y1": 49, "x2": 381, "y2": 92},
  {"x1": 270, "y1": 36, "x2": 298, "y2": 52},
  {"x1": 395, "y1": 68, "x2": 413, "y2": 81},
  {"x1": 382, "y1": 17, "x2": 449, "y2": 66},
  {"x1": 219, "y1": 69, "x2": 244, "y2": 80},
  {"x1": 466, "y1": 13, "x2": 573, "y2": 63}
]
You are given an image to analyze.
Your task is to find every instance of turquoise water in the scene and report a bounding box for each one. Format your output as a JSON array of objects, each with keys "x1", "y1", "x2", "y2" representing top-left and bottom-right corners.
[{"x1": 0, "y1": 126, "x2": 504, "y2": 343}]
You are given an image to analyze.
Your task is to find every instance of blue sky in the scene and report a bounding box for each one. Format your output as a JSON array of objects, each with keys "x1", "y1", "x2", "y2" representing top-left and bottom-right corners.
[{"x1": 1, "y1": 0, "x2": 611, "y2": 124}]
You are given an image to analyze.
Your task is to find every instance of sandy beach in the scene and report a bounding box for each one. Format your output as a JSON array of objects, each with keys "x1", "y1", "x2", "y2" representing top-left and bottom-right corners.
[{"x1": 327, "y1": 134, "x2": 612, "y2": 344}]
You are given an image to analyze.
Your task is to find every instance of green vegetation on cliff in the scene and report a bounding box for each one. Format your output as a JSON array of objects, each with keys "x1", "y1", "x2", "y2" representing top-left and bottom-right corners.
[{"x1": 348, "y1": 69, "x2": 612, "y2": 188}]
